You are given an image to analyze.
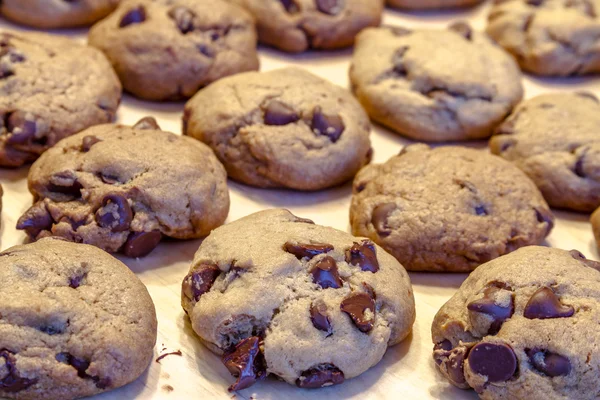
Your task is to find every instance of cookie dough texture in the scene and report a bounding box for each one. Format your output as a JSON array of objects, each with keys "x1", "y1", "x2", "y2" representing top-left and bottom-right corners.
[
  {"x1": 0, "y1": 31, "x2": 121, "y2": 168},
  {"x1": 17, "y1": 117, "x2": 229, "y2": 258},
  {"x1": 0, "y1": 0, "x2": 120, "y2": 29},
  {"x1": 350, "y1": 144, "x2": 554, "y2": 272},
  {"x1": 432, "y1": 246, "x2": 600, "y2": 400},
  {"x1": 490, "y1": 92, "x2": 600, "y2": 212},
  {"x1": 88, "y1": 0, "x2": 259, "y2": 101},
  {"x1": 487, "y1": 0, "x2": 600, "y2": 76},
  {"x1": 228, "y1": 0, "x2": 383, "y2": 52},
  {"x1": 184, "y1": 67, "x2": 372, "y2": 190},
  {"x1": 0, "y1": 238, "x2": 157, "y2": 400},
  {"x1": 181, "y1": 209, "x2": 415, "y2": 390},
  {"x1": 387, "y1": 0, "x2": 483, "y2": 9},
  {"x1": 349, "y1": 24, "x2": 524, "y2": 142}
]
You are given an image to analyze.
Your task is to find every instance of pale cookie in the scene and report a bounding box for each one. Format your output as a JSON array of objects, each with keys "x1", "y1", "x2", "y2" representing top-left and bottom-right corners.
[
  {"x1": 17, "y1": 117, "x2": 230, "y2": 258},
  {"x1": 183, "y1": 67, "x2": 372, "y2": 190},
  {"x1": 387, "y1": 0, "x2": 483, "y2": 9},
  {"x1": 0, "y1": 238, "x2": 157, "y2": 400},
  {"x1": 88, "y1": 0, "x2": 259, "y2": 101},
  {"x1": 432, "y1": 246, "x2": 600, "y2": 400},
  {"x1": 349, "y1": 23, "x2": 524, "y2": 141},
  {"x1": 490, "y1": 92, "x2": 600, "y2": 212},
  {"x1": 350, "y1": 144, "x2": 554, "y2": 272},
  {"x1": 181, "y1": 209, "x2": 415, "y2": 391}
]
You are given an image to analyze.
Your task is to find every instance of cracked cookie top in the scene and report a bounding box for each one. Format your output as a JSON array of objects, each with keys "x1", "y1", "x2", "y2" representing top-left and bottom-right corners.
[
  {"x1": 17, "y1": 117, "x2": 230, "y2": 258},
  {"x1": 0, "y1": 238, "x2": 157, "y2": 400},
  {"x1": 228, "y1": 0, "x2": 383, "y2": 52},
  {"x1": 0, "y1": 31, "x2": 122, "y2": 167},
  {"x1": 387, "y1": 0, "x2": 483, "y2": 9},
  {"x1": 432, "y1": 246, "x2": 600, "y2": 399},
  {"x1": 183, "y1": 67, "x2": 372, "y2": 191},
  {"x1": 350, "y1": 144, "x2": 554, "y2": 272},
  {"x1": 349, "y1": 23, "x2": 524, "y2": 142},
  {"x1": 487, "y1": 0, "x2": 600, "y2": 76},
  {"x1": 88, "y1": 0, "x2": 259, "y2": 101},
  {"x1": 490, "y1": 92, "x2": 600, "y2": 212},
  {"x1": 181, "y1": 209, "x2": 415, "y2": 391}
]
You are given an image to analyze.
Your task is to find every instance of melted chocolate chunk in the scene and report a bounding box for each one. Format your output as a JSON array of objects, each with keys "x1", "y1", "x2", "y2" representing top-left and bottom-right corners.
[
  {"x1": 310, "y1": 303, "x2": 332, "y2": 335},
  {"x1": 6, "y1": 111, "x2": 36, "y2": 145},
  {"x1": 433, "y1": 342, "x2": 469, "y2": 386},
  {"x1": 526, "y1": 349, "x2": 571, "y2": 377},
  {"x1": 0, "y1": 350, "x2": 36, "y2": 392},
  {"x1": 182, "y1": 263, "x2": 221, "y2": 302},
  {"x1": 81, "y1": 135, "x2": 102, "y2": 152},
  {"x1": 95, "y1": 193, "x2": 133, "y2": 232},
  {"x1": 315, "y1": 0, "x2": 342, "y2": 15},
  {"x1": 264, "y1": 101, "x2": 299, "y2": 126},
  {"x1": 222, "y1": 337, "x2": 266, "y2": 392},
  {"x1": 475, "y1": 205, "x2": 488, "y2": 216},
  {"x1": 296, "y1": 364, "x2": 345, "y2": 388},
  {"x1": 280, "y1": 0, "x2": 299, "y2": 13},
  {"x1": 122, "y1": 231, "x2": 162, "y2": 258},
  {"x1": 16, "y1": 202, "x2": 53, "y2": 238},
  {"x1": 47, "y1": 180, "x2": 83, "y2": 198},
  {"x1": 534, "y1": 208, "x2": 554, "y2": 235},
  {"x1": 284, "y1": 242, "x2": 333, "y2": 260},
  {"x1": 310, "y1": 256, "x2": 342, "y2": 289},
  {"x1": 311, "y1": 106, "x2": 344, "y2": 143},
  {"x1": 168, "y1": 6, "x2": 196, "y2": 34},
  {"x1": 468, "y1": 342, "x2": 517, "y2": 382},
  {"x1": 120, "y1": 6, "x2": 146, "y2": 28},
  {"x1": 340, "y1": 292, "x2": 375, "y2": 333},
  {"x1": 569, "y1": 249, "x2": 600, "y2": 270},
  {"x1": 133, "y1": 116, "x2": 161, "y2": 131},
  {"x1": 345, "y1": 240, "x2": 379, "y2": 273},
  {"x1": 523, "y1": 287, "x2": 574, "y2": 320},
  {"x1": 69, "y1": 272, "x2": 87, "y2": 289},
  {"x1": 371, "y1": 203, "x2": 396, "y2": 237},
  {"x1": 467, "y1": 283, "x2": 514, "y2": 334},
  {"x1": 55, "y1": 353, "x2": 109, "y2": 389},
  {"x1": 448, "y1": 21, "x2": 473, "y2": 40}
]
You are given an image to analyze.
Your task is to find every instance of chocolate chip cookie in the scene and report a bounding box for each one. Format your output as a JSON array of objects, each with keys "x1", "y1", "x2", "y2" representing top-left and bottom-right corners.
[
  {"x1": 0, "y1": 0, "x2": 120, "y2": 28},
  {"x1": 0, "y1": 237, "x2": 157, "y2": 400},
  {"x1": 17, "y1": 117, "x2": 230, "y2": 258},
  {"x1": 228, "y1": 0, "x2": 383, "y2": 53},
  {"x1": 487, "y1": 0, "x2": 600, "y2": 76},
  {"x1": 183, "y1": 67, "x2": 372, "y2": 190},
  {"x1": 432, "y1": 246, "x2": 600, "y2": 399},
  {"x1": 350, "y1": 144, "x2": 554, "y2": 272},
  {"x1": 349, "y1": 24, "x2": 524, "y2": 141},
  {"x1": 387, "y1": 0, "x2": 483, "y2": 9},
  {"x1": 0, "y1": 31, "x2": 121, "y2": 168},
  {"x1": 88, "y1": 0, "x2": 259, "y2": 101},
  {"x1": 490, "y1": 92, "x2": 600, "y2": 212},
  {"x1": 181, "y1": 209, "x2": 415, "y2": 391}
]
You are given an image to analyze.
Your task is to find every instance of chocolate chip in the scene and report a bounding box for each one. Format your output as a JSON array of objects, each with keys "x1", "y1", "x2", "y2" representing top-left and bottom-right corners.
[
  {"x1": 6, "y1": 111, "x2": 36, "y2": 145},
  {"x1": 133, "y1": 116, "x2": 160, "y2": 131},
  {"x1": 435, "y1": 340, "x2": 453, "y2": 353},
  {"x1": 16, "y1": 202, "x2": 53, "y2": 238},
  {"x1": 576, "y1": 91, "x2": 599, "y2": 103},
  {"x1": 340, "y1": 292, "x2": 375, "y2": 333},
  {"x1": 296, "y1": 364, "x2": 345, "y2": 388},
  {"x1": 280, "y1": 0, "x2": 299, "y2": 13},
  {"x1": 526, "y1": 0, "x2": 544, "y2": 5},
  {"x1": 263, "y1": 101, "x2": 299, "y2": 126},
  {"x1": 47, "y1": 177, "x2": 83, "y2": 198},
  {"x1": 120, "y1": 6, "x2": 146, "y2": 28},
  {"x1": 449, "y1": 21, "x2": 473, "y2": 40},
  {"x1": 310, "y1": 303, "x2": 332, "y2": 335},
  {"x1": 345, "y1": 240, "x2": 379, "y2": 273},
  {"x1": 100, "y1": 173, "x2": 120, "y2": 185},
  {"x1": 569, "y1": 249, "x2": 600, "y2": 270},
  {"x1": 181, "y1": 263, "x2": 220, "y2": 302},
  {"x1": 81, "y1": 135, "x2": 102, "y2": 152},
  {"x1": 39, "y1": 324, "x2": 64, "y2": 335},
  {"x1": 69, "y1": 272, "x2": 87, "y2": 289},
  {"x1": 534, "y1": 207, "x2": 554, "y2": 235},
  {"x1": 122, "y1": 231, "x2": 161, "y2": 258},
  {"x1": 310, "y1": 256, "x2": 342, "y2": 289},
  {"x1": 371, "y1": 203, "x2": 396, "y2": 237},
  {"x1": 95, "y1": 193, "x2": 133, "y2": 232},
  {"x1": 311, "y1": 106, "x2": 344, "y2": 143},
  {"x1": 222, "y1": 337, "x2": 266, "y2": 392},
  {"x1": 0, "y1": 350, "x2": 37, "y2": 392},
  {"x1": 386, "y1": 26, "x2": 412, "y2": 36},
  {"x1": 315, "y1": 0, "x2": 342, "y2": 15},
  {"x1": 523, "y1": 287, "x2": 574, "y2": 320},
  {"x1": 475, "y1": 205, "x2": 488, "y2": 216},
  {"x1": 433, "y1": 343, "x2": 469, "y2": 386},
  {"x1": 168, "y1": 6, "x2": 196, "y2": 34},
  {"x1": 467, "y1": 283, "x2": 514, "y2": 335},
  {"x1": 468, "y1": 342, "x2": 517, "y2": 382},
  {"x1": 527, "y1": 349, "x2": 571, "y2": 377},
  {"x1": 284, "y1": 242, "x2": 333, "y2": 259},
  {"x1": 55, "y1": 353, "x2": 108, "y2": 388}
]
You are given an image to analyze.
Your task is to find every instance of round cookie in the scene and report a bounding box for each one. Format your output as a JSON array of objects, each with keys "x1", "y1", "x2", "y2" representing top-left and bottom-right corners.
[
  {"x1": 432, "y1": 246, "x2": 600, "y2": 399},
  {"x1": 228, "y1": 0, "x2": 384, "y2": 53},
  {"x1": 387, "y1": 0, "x2": 483, "y2": 9},
  {"x1": 349, "y1": 23, "x2": 524, "y2": 142},
  {"x1": 183, "y1": 67, "x2": 372, "y2": 190},
  {"x1": 0, "y1": 31, "x2": 121, "y2": 168},
  {"x1": 490, "y1": 92, "x2": 600, "y2": 212},
  {"x1": 0, "y1": 238, "x2": 157, "y2": 400},
  {"x1": 0, "y1": 0, "x2": 120, "y2": 29},
  {"x1": 181, "y1": 209, "x2": 415, "y2": 391},
  {"x1": 88, "y1": 0, "x2": 259, "y2": 101},
  {"x1": 17, "y1": 117, "x2": 230, "y2": 258},
  {"x1": 486, "y1": 0, "x2": 600, "y2": 76},
  {"x1": 350, "y1": 144, "x2": 554, "y2": 272}
]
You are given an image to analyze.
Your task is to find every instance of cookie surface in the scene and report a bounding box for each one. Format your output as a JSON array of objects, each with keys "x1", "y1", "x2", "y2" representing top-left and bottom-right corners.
[
  {"x1": 184, "y1": 67, "x2": 372, "y2": 190},
  {"x1": 0, "y1": 31, "x2": 122, "y2": 167},
  {"x1": 229, "y1": 0, "x2": 383, "y2": 53},
  {"x1": 487, "y1": 0, "x2": 600, "y2": 76},
  {"x1": 350, "y1": 144, "x2": 554, "y2": 272},
  {"x1": 349, "y1": 24, "x2": 524, "y2": 141},
  {"x1": 490, "y1": 92, "x2": 600, "y2": 212},
  {"x1": 17, "y1": 117, "x2": 230, "y2": 258},
  {"x1": 432, "y1": 246, "x2": 600, "y2": 400},
  {"x1": 181, "y1": 209, "x2": 415, "y2": 391},
  {"x1": 0, "y1": 238, "x2": 157, "y2": 400},
  {"x1": 0, "y1": 0, "x2": 120, "y2": 29},
  {"x1": 387, "y1": 0, "x2": 483, "y2": 9},
  {"x1": 88, "y1": 0, "x2": 259, "y2": 101}
]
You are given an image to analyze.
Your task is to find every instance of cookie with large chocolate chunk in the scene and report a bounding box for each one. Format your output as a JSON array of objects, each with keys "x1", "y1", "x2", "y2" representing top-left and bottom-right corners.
[
  {"x1": 432, "y1": 246, "x2": 600, "y2": 399},
  {"x1": 349, "y1": 24, "x2": 523, "y2": 141},
  {"x1": 181, "y1": 209, "x2": 415, "y2": 391},
  {"x1": 0, "y1": 238, "x2": 157, "y2": 400},
  {"x1": 184, "y1": 67, "x2": 372, "y2": 190},
  {"x1": 17, "y1": 117, "x2": 229, "y2": 258},
  {"x1": 0, "y1": 31, "x2": 121, "y2": 167},
  {"x1": 88, "y1": 0, "x2": 259, "y2": 101},
  {"x1": 350, "y1": 144, "x2": 553, "y2": 272},
  {"x1": 387, "y1": 0, "x2": 483, "y2": 9}
]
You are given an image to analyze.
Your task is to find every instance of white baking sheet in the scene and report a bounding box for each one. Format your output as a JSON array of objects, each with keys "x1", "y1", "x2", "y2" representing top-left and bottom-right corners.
[{"x1": 1, "y1": 2, "x2": 599, "y2": 399}]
